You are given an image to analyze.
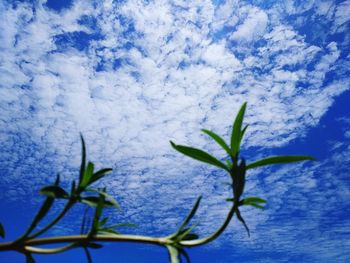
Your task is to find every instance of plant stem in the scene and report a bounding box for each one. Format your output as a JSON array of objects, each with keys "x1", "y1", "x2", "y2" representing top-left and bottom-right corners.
[
  {"x1": 180, "y1": 204, "x2": 236, "y2": 247},
  {"x1": 0, "y1": 234, "x2": 169, "y2": 253}
]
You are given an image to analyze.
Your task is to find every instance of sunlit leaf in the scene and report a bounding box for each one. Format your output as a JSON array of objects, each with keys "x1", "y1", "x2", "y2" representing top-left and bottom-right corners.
[
  {"x1": 90, "y1": 194, "x2": 105, "y2": 236},
  {"x1": 81, "y1": 162, "x2": 94, "y2": 188},
  {"x1": 230, "y1": 102, "x2": 247, "y2": 157},
  {"x1": 81, "y1": 196, "x2": 116, "y2": 208},
  {"x1": 39, "y1": 186, "x2": 69, "y2": 199},
  {"x1": 98, "y1": 228, "x2": 120, "y2": 235},
  {"x1": 243, "y1": 197, "x2": 266, "y2": 204},
  {"x1": 170, "y1": 141, "x2": 229, "y2": 171},
  {"x1": 86, "y1": 189, "x2": 119, "y2": 208},
  {"x1": 201, "y1": 129, "x2": 231, "y2": 156},
  {"x1": 89, "y1": 168, "x2": 113, "y2": 186},
  {"x1": 246, "y1": 155, "x2": 315, "y2": 170}
]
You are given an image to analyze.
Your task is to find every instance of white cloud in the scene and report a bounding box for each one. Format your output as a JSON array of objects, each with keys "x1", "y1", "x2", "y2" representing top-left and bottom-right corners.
[{"x1": 230, "y1": 6, "x2": 268, "y2": 42}]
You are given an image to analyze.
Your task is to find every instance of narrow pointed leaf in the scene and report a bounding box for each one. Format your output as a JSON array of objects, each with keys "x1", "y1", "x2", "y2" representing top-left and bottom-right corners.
[
  {"x1": 89, "y1": 168, "x2": 113, "y2": 185},
  {"x1": 83, "y1": 247, "x2": 93, "y2": 263},
  {"x1": 170, "y1": 141, "x2": 229, "y2": 171},
  {"x1": 79, "y1": 134, "x2": 86, "y2": 186},
  {"x1": 243, "y1": 197, "x2": 266, "y2": 204},
  {"x1": 54, "y1": 173, "x2": 60, "y2": 185},
  {"x1": 247, "y1": 155, "x2": 315, "y2": 170},
  {"x1": 90, "y1": 194, "x2": 105, "y2": 236},
  {"x1": 240, "y1": 124, "x2": 248, "y2": 140},
  {"x1": 0, "y1": 223, "x2": 5, "y2": 238},
  {"x1": 98, "y1": 228, "x2": 120, "y2": 235},
  {"x1": 39, "y1": 185, "x2": 69, "y2": 199},
  {"x1": 230, "y1": 102, "x2": 247, "y2": 156},
  {"x1": 236, "y1": 208, "x2": 250, "y2": 237},
  {"x1": 245, "y1": 203, "x2": 265, "y2": 209},
  {"x1": 177, "y1": 196, "x2": 201, "y2": 234},
  {"x1": 81, "y1": 162, "x2": 94, "y2": 188},
  {"x1": 177, "y1": 222, "x2": 199, "y2": 241},
  {"x1": 81, "y1": 196, "x2": 116, "y2": 208},
  {"x1": 226, "y1": 160, "x2": 232, "y2": 169},
  {"x1": 28, "y1": 197, "x2": 54, "y2": 230},
  {"x1": 86, "y1": 189, "x2": 119, "y2": 208},
  {"x1": 201, "y1": 129, "x2": 231, "y2": 155}
]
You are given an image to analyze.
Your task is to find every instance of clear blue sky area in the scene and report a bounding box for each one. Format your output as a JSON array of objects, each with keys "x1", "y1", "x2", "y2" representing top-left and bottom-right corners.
[{"x1": 0, "y1": 0, "x2": 350, "y2": 262}]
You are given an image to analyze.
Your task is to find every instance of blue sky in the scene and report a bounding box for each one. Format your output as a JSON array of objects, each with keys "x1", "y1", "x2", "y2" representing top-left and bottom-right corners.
[{"x1": 0, "y1": 0, "x2": 350, "y2": 262}]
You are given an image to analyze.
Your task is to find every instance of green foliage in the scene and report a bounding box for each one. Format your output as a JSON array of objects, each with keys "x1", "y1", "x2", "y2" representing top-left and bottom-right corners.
[{"x1": 0, "y1": 102, "x2": 314, "y2": 263}]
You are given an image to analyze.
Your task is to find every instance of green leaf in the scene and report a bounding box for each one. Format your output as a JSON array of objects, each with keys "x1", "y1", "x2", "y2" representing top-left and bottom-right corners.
[
  {"x1": 89, "y1": 168, "x2": 113, "y2": 186},
  {"x1": 230, "y1": 102, "x2": 247, "y2": 157},
  {"x1": 170, "y1": 141, "x2": 229, "y2": 172},
  {"x1": 246, "y1": 155, "x2": 315, "y2": 170},
  {"x1": 86, "y1": 189, "x2": 119, "y2": 208},
  {"x1": 0, "y1": 223, "x2": 5, "y2": 238},
  {"x1": 226, "y1": 160, "x2": 232, "y2": 169},
  {"x1": 81, "y1": 196, "x2": 116, "y2": 208},
  {"x1": 90, "y1": 193, "x2": 105, "y2": 236},
  {"x1": 201, "y1": 129, "x2": 231, "y2": 156},
  {"x1": 79, "y1": 134, "x2": 87, "y2": 187},
  {"x1": 39, "y1": 185, "x2": 69, "y2": 199},
  {"x1": 243, "y1": 197, "x2": 266, "y2": 204},
  {"x1": 180, "y1": 196, "x2": 201, "y2": 231},
  {"x1": 81, "y1": 162, "x2": 94, "y2": 188},
  {"x1": 98, "y1": 217, "x2": 109, "y2": 227},
  {"x1": 98, "y1": 228, "x2": 120, "y2": 235},
  {"x1": 240, "y1": 197, "x2": 267, "y2": 209},
  {"x1": 177, "y1": 222, "x2": 199, "y2": 241}
]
